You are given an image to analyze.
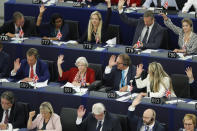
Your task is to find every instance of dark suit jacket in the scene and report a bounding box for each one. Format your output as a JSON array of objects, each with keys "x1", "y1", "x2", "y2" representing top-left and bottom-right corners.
[
  {"x1": 190, "y1": 80, "x2": 197, "y2": 99},
  {"x1": 119, "y1": 13, "x2": 164, "y2": 49},
  {"x1": 76, "y1": 112, "x2": 122, "y2": 131},
  {"x1": 103, "y1": 65, "x2": 136, "y2": 91},
  {"x1": 11, "y1": 59, "x2": 50, "y2": 82},
  {"x1": 58, "y1": 67, "x2": 95, "y2": 84},
  {"x1": 0, "y1": 102, "x2": 27, "y2": 128},
  {"x1": 37, "y1": 23, "x2": 69, "y2": 41},
  {"x1": 0, "y1": 18, "x2": 37, "y2": 37},
  {"x1": 78, "y1": 8, "x2": 112, "y2": 44},
  {"x1": 127, "y1": 111, "x2": 165, "y2": 131},
  {"x1": 0, "y1": 51, "x2": 9, "y2": 78}
]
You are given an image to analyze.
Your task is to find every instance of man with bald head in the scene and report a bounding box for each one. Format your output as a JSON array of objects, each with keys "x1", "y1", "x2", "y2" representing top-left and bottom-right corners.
[{"x1": 127, "y1": 93, "x2": 165, "y2": 131}]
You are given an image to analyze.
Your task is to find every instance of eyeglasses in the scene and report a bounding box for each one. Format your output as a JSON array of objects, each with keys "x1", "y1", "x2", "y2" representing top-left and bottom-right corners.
[
  {"x1": 184, "y1": 123, "x2": 193, "y2": 126},
  {"x1": 117, "y1": 62, "x2": 124, "y2": 65}
]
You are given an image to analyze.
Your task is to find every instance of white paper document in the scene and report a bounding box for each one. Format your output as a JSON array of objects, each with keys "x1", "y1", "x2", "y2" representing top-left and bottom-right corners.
[
  {"x1": 141, "y1": 49, "x2": 159, "y2": 54},
  {"x1": 165, "y1": 99, "x2": 185, "y2": 104},
  {"x1": 0, "y1": 79, "x2": 9, "y2": 82},
  {"x1": 104, "y1": 37, "x2": 117, "y2": 47},
  {"x1": 115, "y1": 91, "x2": 129, "y2": 97},
  {"x1": 116, "y1": 95, "x2": 131, "y2": 102},
  {"x1": 17, "y1": 80, "x2": 48, "y2": 88},
  {"x1": 94, "y1": 47, "x2": 106, "y2": 51}
]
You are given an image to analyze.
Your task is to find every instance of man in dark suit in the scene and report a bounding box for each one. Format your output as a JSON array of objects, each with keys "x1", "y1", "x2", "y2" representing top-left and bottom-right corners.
[
  {"x1": 0, "y1": 11, "x2": 37, "y2": 38},
  {"x1": 76, "y1": 103, "x2": 122, "y2": 131},
  {"x1": 127, "y1": 93, "x2": 165, "y2": 131},
  {"x1": 103, "y1": 54, "x2": 144, "y2": 93},
  {"x1": 10, "y1": 48, "x2": 50, "y2": 82},
  {"x1": 0, "y1": 43, "x2": 9, "y2": 78},
  {"x1": 0, "y1": 91, "x2": 27, "y2": 129},
  {"x1": 118, "y1": 0, "x2": 164, "y2": 49}
]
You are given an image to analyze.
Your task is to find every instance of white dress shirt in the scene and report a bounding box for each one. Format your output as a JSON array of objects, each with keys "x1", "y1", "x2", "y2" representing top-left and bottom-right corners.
[
  {"x1": 105, "y1": 66, "x2": 129, "y2": 89},
  {"x1": 11, "y1": 62, "x2": 37, "y2": 77},
  {"x1": 1, "y1": 108, "x2": 11, "y2": 124},
  {"x1": 139, "y1": 23, "x2": 154, "y2": 43},
  {"x1": 182, "y1": 0, "x2": 197, "y2": 12},
  {"x1": 143, "y1": 0, "x2": 178, "y2": 10},
  {"x1": 135, "y1": 74, "x2": 176, "y2": 97}
]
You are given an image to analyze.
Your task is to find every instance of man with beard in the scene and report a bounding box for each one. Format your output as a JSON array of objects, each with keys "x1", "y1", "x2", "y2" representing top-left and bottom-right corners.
[{"x1": 127, "y1": 93, "x2": 165, "y2": 131}]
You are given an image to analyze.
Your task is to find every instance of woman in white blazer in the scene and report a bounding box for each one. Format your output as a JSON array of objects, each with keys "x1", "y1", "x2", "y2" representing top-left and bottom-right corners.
[
  {"x1": 135, "y1": 62, "x2": 176, "y2": 98},
  {"x1": 182, "y1": 0, "x2": 197, "y2": 13}
]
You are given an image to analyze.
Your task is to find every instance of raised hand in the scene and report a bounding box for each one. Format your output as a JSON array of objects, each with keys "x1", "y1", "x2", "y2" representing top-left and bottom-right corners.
[
  {"x1": 160, "y1": 13, "x2": 168, "y2": 21},
  {"x1": 136, "y1": 64, "x2": 143, "y2": 77},
  {"x1": 105, "y1": 0, "x2": 111, "y2": 8},
  {"x1": 57, "y1": 55, "x2": 64, "y2": 65},
  {"x1": 131, "y1": 93, "x2": 145, "y2": 107},
  {"x1": 185, "y1": 67, "x2": 194, "y2": 81},
  {"x1": 118, "y1": 0, "x2": 125, "y2": 11},
  {"x1": 77, "y1": 105, "x2": 86, "y2": 118},
  {"x1": 108, "y1": 55, "x2": 117, "y2": 68},
  {"x1": 14, "y1": 58, "x2": 21, "y2": 73},
  {"x1": 39, "y1": 5, "x2": 46, "y2": 14},
  {"x1": 29, "y1": 111, "x2": 36, "y2": 118}
]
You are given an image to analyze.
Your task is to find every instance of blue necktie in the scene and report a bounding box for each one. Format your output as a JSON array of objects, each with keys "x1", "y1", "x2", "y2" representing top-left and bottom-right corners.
[
  {"x1": 145, "y1": 125, "x2": 149, "y2": 131},
  {"x1": 121, "y1": 70, "x2": 125, "y2": 88},
  {"x1": 96, "y1": 121, "x2": 102, "y2": 131}
]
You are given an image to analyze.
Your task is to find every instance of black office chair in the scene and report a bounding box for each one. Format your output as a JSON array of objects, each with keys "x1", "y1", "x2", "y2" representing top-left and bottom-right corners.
[
  {"x1": 60, "y1": 107, "x2": 78, "y2": 131},
  {"x1": 43, "y1": 60, "x2": 58, "y2": 82},
  {"x1": 171, "y1": 74, "x2": 190, "y2": 98},
  {"x1": 160, "y1": 28, "x2": 169, "y2": 50},
  {"x1": 64, "y1": 20, "x2": 79, "y2": 40},
  {"x1": 114, "y1": 114, "x2": 128, "y2": 131},
  {"x1": 24, "y1": 16, "x2": 36, "y2": 23},
  {"x1": 106, "y1": 24, "x2": 120, "y2": 44},
  {"x1": 18, "y1": 102, "x2": 30, "y2": 126},
  {"x1": 88, "y1": 63, "x2": 103, "y2": 81}
]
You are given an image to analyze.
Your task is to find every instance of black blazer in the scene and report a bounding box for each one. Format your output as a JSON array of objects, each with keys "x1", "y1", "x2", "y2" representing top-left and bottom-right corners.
[
  {"x1": 78, "y1": 7, "x2": 112, "y2": 44},
  {"x1": 119, "y1": 13, "x2": 164, "y2": 49},
  {"x1": 103, "y1": 65, "x2": 136, "y2": 91},
  {"x1": 76, "y1": 111, "x2": 122, "y2": 131},
  {"x1": 0, "y1": 102, "x2": 27, "y2": 128},
  {"x1": 0, "y1": 51, "x2": 9, "y2": 78},
  {"x1": 190, "y1": 80, "x2": 197, "y2": 99},
  {"x1": 0, "y1": 18, "x2": 37, "y2": 37},
  {"x1": 127, "y1": 111, "x2": 165, "y2": 131}
]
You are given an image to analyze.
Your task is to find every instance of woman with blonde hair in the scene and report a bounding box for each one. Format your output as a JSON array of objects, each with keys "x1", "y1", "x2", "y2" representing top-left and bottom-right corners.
[
  {"x1": 27, "y1": 102, "x2": 62, "y2": 131},
  {"x1": 78, "y1": 0, "x2": 111, "y2": 44},
  {"x1": 135, "y1": 62, "x2": 176, "y2": 97},
  {"x1": 161, "y1": 13, "x2": 197, "y2": 55},
  {"x1": 179, "y1": 114, "x2": 197, "y2": 131}
]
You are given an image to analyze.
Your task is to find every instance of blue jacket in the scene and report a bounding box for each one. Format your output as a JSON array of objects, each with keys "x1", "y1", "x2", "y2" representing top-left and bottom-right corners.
[{"x1": 11, "y1": 59, "x2": 50, "y2": 82}]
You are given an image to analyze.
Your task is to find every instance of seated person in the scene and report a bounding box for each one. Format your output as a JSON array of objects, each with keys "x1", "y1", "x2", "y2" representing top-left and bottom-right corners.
[
  {"x1": 127, "y1": 93, "x2": 165, "y2": 131},
  {"x1": 135, "y1": 62, "x2": 176, "y2": 97},
  {"x1": 161, "y1": 13, "x2": 197, "y2": 55},
  {"x1": 179, "y1": 114, "x2": 197, "y2": 131},
  {"x1": 0, "y1": 11, "x2": 37, "y2": 38},
  {"x1": 76, "y1": 103, "x2": 122, "y2": 131},
  {"x1": 36, "y1": 5, "x2": 69, "y2": 41},
  {"x1": 0, "y1": 91, "x2": 27, "y2": 129},
  {"x1": 103, "y1": 54, "x2": 142, "y2": 92},
  {"x1": 111, "y1": 0, "x2": 141, "y2": 7},
  {"x1": 27, "y1": 102, "x2": 62, "y2": 131},
  {"x1": 182, "y1": 0, "x2": 197, "y2": 13},
  {"x1": 142, "y1": 0, "x2": 178, "y2": 9},
  {"x1": 118, "y1": 0, "x2": 164, "y2": 49},
  {"x1": 0, "y1": 43, "x2": 9, "y2": 78},
  {"x1": 77, "y1": 0, "x2": 112, "y2": 44},
  {"x1": 58, "y1": 55, "x2": 95, "y2": 86},
  {"x1": 185, "y1": 67, "x2": 197, "y2": 99},
  {"x1": 10, "y1": 48, "x2": 50, "y2": 82}
]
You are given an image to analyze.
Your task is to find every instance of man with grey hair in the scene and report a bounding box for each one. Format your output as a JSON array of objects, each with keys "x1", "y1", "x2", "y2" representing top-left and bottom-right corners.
[
  {"x1": 76, "y1": 103, "x2": 122, "y2": 131},
  {"x1": 127, "y1": 93, "x2": 165, "y2": 131},
  {"x1": 118, "y1": 0, "x2": 165, "y2": 49},
  {"x1": 0, "y1": 91, "x2": 27, "y2": 130},
  {"x1": 0, "y1": 11, "x2": 37, "y2": 38}
]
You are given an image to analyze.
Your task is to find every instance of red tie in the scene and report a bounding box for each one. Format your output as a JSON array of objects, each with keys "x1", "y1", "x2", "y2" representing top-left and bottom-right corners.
[
  {"x1": 4, "y1": 110, "x2": 9, "y2": 124},
  {"x1": 30, "y1": 66, "x2": 34, "y2": 78}
]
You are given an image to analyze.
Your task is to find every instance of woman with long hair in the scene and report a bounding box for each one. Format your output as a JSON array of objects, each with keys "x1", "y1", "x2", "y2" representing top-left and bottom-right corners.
[
  {"x1": 78, "y1": 0, "x2": 112, "y2": 44},
  {"x1": 135, "y1": 62, "x2": 176, "y2": 97}
]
